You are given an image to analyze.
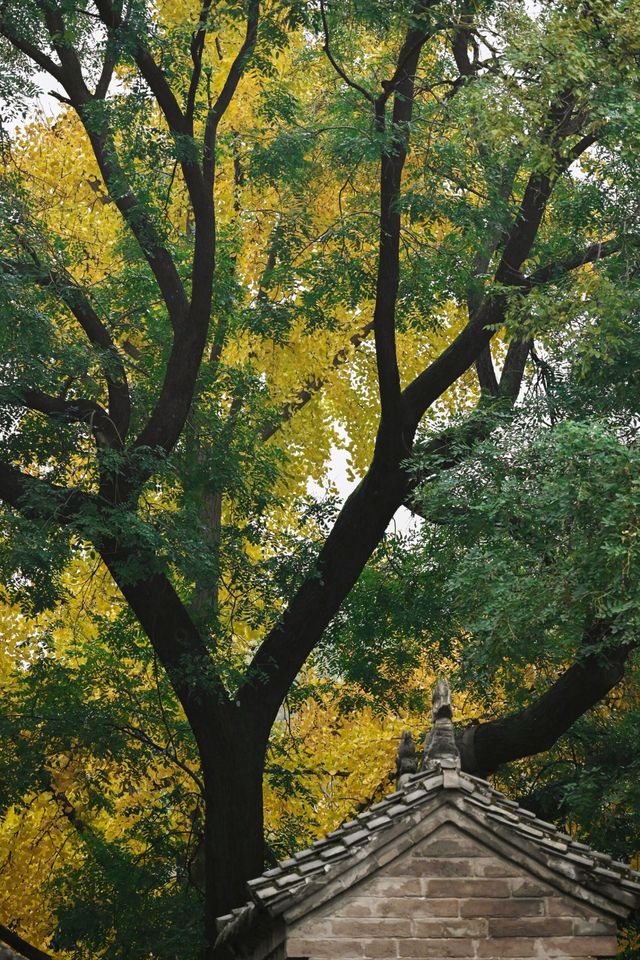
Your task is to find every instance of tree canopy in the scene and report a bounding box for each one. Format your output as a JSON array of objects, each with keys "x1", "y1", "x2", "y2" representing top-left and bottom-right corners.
[{"x1": 0, "y1": 0, "x2": 639, "y2": 956}]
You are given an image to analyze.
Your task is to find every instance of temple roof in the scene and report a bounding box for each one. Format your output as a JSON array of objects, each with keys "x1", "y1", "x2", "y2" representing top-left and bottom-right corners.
[{"x1": 215, "y1": 680, "x2": 640, "y2": 956}]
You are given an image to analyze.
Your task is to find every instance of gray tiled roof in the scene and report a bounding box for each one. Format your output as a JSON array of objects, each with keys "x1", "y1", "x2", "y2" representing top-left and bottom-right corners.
[{"x1": 217, "y1": 757, "x2": 640, "y2": 938}]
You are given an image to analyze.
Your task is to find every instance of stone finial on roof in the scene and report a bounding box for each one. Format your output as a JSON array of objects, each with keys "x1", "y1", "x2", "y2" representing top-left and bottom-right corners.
[
  {"x1": 395, "y1": 730, "x2": 418, "y2": 788},
  {"x1": 422, "y1": 677, "x2": 461, "y2": 769}
]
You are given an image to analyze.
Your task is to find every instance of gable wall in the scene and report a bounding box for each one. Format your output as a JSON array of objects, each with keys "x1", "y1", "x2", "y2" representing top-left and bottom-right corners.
[{"x1": 286, "y1": 823, "x2": 617, "y2": 959}]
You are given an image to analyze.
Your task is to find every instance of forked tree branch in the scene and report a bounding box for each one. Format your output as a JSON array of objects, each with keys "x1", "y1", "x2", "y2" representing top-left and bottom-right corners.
[
  {"x1": 0, "y1": 257, "x2": 131, "y2": 440},
  {"x1": 371, "y1": 0, "x2": 441, "y2": 456},
  {"x1": 239, "y1": 85, "x2": 610, "y2": 730},
  {"x1": 186, "y1": 0, "x2": 214, "y2": 124},
  {"x1": 0, "y1": 460, "x2": 89, "y2": 525},
  {"x1": 320, "y1": 0, "x2": 375, "y2": 103},
  {"x1": 202, "y1": 0, "x2": 259, "y2": 188}
]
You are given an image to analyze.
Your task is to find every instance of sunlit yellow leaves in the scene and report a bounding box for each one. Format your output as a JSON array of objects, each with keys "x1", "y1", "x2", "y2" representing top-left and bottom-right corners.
[
  {"x1": 264, "y1": 665, "x2": 479, "y2": 846},
  {"x1": 0, "y1": 794, "x2": 76, "y2": 958}
]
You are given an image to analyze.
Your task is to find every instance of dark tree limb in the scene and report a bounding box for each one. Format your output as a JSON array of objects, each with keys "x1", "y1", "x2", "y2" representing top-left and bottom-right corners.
[
  {"x1": 372, "y1": 2, "x2": 436, "y2": 455},
  {"x1": 451, "y1": 2, "x2": 476, "y2": 77},
  {"x1": 0, "y1": 470, "x2": 226, "y2": 746},
  {"x1": 0, "y1": 258, "x2": 130, "y2": 440},
  {"x1": 80, "y1": 123, "x2": 191, "y2": 334},
  {"x1": 522, "y1": 235, "x2": 637, "y2": 288},
  {"x1": 0, "y1": 924, "x2": 54, "y2": 960},
  {"x1": 0, "y1": 460, "x2": 90, "y2": 526},
  {"x1": 498, "y1": 337, "x2": 532, "y2": 399},
  {"x1": 459, "y1": 637, "x2": 635, "y2": 777},
  {"x1": 401, "y1": 291, "x2": 508, "y2": 432},
  {"x1": 37, "y1": 0, "x2": 88, "y2": 95},
  {"x1": 91, "y1": 0, "x2": 212, "y2": 216},
  {"x1": 186, "y1": 0, "x2": 214, "y2": 124},
  {"x1": 23, "y1": 4, "x2": 191, "y2": 335},
  {"x1": 98, "y1": 540, "x2": 231, "y2": 750},
  {"x1": 135, "y1": 0, "x2": 259, "y2": 459},
  {"x1": 202, "y1": 0, "x2": 259, "y2": 188},
  {"x1": 404, "y1": 334, "x2": 532, "y2": 519},
  {"x1": 12, "y1": 388, "x2": 121, "y2": 450},
  {"x1": 475, "y1": 346, "x2": 499, "y2": 396},
  {"x1": 0, "y1": 462, "x2": 231, "y2": 746},
  {"x1": 0, "y1": 18, "x2": 63, "y2": 83},
  {"x1": 402, "y1": 136, "x2": 576, "y2": 432}
]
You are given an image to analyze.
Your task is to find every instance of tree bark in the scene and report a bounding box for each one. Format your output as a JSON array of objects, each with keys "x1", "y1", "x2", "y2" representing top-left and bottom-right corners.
[
  {"x1": 202, "y1": 718, "x2": 267, "y2": 953},
  {"x1": 458, "y1": 642, "x2": 634, "y2": 778}
]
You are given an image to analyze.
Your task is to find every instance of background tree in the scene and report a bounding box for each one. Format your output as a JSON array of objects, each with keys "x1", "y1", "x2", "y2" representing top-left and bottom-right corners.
[{"x1": 1, "y1": 0, "x2": 639, "y2": 956}]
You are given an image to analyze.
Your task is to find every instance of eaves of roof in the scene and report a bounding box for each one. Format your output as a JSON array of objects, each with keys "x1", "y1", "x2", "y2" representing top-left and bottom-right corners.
[{"x1": 215, "y1": 759, "x2": 640, "y2": 960}]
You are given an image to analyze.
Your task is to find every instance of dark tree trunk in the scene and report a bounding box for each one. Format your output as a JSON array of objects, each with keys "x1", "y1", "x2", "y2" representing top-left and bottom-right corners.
[{"x1": 202, "y1": 720, "x2": 268, "y2": 954}]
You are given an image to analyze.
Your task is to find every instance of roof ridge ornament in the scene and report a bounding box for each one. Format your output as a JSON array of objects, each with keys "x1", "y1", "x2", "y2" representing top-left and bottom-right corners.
[
  {"x1": 395, "y1": 730, "x2": 418, "y2": 789},
  {"x1": 422, "y1": 677, "x2": 461, "y2": 770}
]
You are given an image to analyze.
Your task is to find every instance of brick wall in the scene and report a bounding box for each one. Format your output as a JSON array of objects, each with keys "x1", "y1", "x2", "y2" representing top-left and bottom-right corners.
[{"x1": 286, "y1": 823, "x2": 617, "y2": 959}]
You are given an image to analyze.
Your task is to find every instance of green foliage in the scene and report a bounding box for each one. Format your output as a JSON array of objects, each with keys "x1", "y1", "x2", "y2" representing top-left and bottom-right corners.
[{"x1": 2, "y1": 0, "x2": 640, "y2": 953}]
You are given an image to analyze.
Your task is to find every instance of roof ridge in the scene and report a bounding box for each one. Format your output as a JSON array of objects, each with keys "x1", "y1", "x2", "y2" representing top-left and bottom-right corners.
[
  {"x1": 221, "y1": 757, "x2": 640, "y2": 935},
  {"x1": 216, "y1": 681, "x2": 640, "y2": 951}
]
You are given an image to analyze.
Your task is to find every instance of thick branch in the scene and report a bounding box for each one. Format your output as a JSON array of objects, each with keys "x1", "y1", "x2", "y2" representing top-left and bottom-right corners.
[
  {"x1": 238, "y1": 456, "x2": 412, "y2": 730},
  {"x1": 0, "y1": 258, "x2": 130, "y2": 440},
  {"x1": 0, "y1": 460, "x2": 89, "y2": 525},
  {"x1": 0, "y1": 459, "x2": 226, "y2": 764},
  {"x1": 372, "y1": 3, "x2": 434, "y2": 455},
  {"x1": 0, "y1": 18, "x2": 63, "y2": 83},
  {"x1": 0, "y1": 924, "x2": 54, "y2": 960},
  {"x1": 451, "y1": 4, "x2": 476, "y2": 77},
  {"x1": 459, "y1": 637, "x2": 635, "y2": 777},
  {"x1": 403, "y1": 157, "x2": 560, "y2": 432},
  {"x1": 98, "y1": 540, "x2": 230, "y2": 753},
  {"x1": 402, "y1": 291, "x2": 507, "y2": 432},
  {"x1": 132, "y1": 0, "x2": 260, "y2": 458},
  {"x1": 14, "y1": 387, "x2": 120, "y2": 450},
  {"x1": 91, "y1": 0, "x2": 212, "y2": 218},
  {"x1": 475, "y1": 346, "x2": 499, "y2": 396},
  {"x1": 24, "y1": 4, "x2": 189, "y2": 333},
  {"x1": 498, "y1": 337, "x2": 532, "y2": 399},
  {"x1": 522, "y1": 235, "x2": 634, "y2": 288},
  {"x1": 80, "y1": 121, "x2": 190, "y2": 332},
  {"x1": 38, "y1": 1, "x2": 89, "y2": 96},
  {"x1": 186, "y1": 0, "x2": 214, "y2": 123}
]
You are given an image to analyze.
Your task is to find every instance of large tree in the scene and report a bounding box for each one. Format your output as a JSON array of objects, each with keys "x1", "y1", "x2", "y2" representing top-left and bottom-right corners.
[{"x1": 1, "y1": 0, "x2": 639, "y2": 955}]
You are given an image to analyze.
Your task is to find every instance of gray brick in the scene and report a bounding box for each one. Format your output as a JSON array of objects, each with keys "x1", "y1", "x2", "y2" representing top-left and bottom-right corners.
[
  {"x1": 286, "y1": 937, "x2": 365, "y2": 958},
  {"x1": 362, "y1": 938, "x2": 399, "y2": 958},
  {"x1": 331, "y1": 917, "x2": 412, "y2": 938},
  {"x1": 489, "y1": 918, "x2": 574, "y2": 938},
  {"x1": 460, "y1": 898, "x2": 543, "y2": 918},
  {"x1": 476, "y1": 937, "x2": 536, "y2": 956},
  {"x1": 425, "y1": 878, "x2": 511, "y2": 898},
  {"x1": 397, "y1": 938, "x2": 477, "y2": 957},
  {"x1": 542, "y1": 936, "x2": 618, "y2": 956},
  {"x1": 413, "y1": 918, "x2": 487, "y2": 939}
]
